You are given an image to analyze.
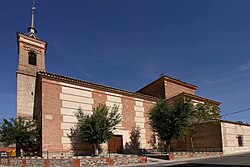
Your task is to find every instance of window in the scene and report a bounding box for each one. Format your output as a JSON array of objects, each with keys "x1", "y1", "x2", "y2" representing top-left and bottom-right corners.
[
  {"x1": 237, "y1": 135, "x2": 243, "y2": 147},
  {"x1": 28, "y1": 51, "x2": 37, "y2": 66}
]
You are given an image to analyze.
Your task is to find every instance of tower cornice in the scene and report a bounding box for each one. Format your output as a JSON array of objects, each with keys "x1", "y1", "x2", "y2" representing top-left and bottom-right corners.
[{"x1": 17, "y1": 32, "x2": 47, "y2": 55}]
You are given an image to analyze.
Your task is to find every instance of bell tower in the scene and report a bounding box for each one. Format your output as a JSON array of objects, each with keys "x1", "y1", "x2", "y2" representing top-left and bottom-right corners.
[{"x1": 17, "y1": 0, "x2": 47, "y2": 118}]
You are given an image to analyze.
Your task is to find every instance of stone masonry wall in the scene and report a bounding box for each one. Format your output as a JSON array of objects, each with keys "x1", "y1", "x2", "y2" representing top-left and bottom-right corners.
[
  {"x1": 221, "y1": 122, "x2": 250, "y2": 154},
  {"x1": 0, "y1": 156, "x2": 147, "y2": 167}
]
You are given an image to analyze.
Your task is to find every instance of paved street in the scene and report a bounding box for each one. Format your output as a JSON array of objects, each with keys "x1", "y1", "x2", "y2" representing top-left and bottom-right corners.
[{"x1": 117, "y1": 152, "x2": 250, "y2": 167}]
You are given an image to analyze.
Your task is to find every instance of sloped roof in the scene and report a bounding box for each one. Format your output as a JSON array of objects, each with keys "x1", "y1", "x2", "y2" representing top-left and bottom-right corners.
[
  {"x1": 168, "y1": 92, "x2": 221, "y2": 105},
  {"x1": 38, "y1": 72, "x2": 220, "y2": 106},
  {"x1": 38, "y1": 71, "x2": 160, "y2": 102},
  {"x1": 221, "y1": 120, "x2": 250, "y2": 127}
]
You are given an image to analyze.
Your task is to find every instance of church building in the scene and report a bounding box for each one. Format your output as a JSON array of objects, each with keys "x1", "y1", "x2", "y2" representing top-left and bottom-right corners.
[{"x1": 16, "y1": 3, "x2": 250, "y2": 157}]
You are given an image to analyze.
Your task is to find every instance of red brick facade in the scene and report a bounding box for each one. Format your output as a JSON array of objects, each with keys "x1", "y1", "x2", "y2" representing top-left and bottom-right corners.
[
  {"x1": 121, "y1": 96, "x2": 136, "y2": 131},
  {"x1": 137, "y1": 78, "x2": 166, "y2": 98},
  {"x1": 92, "y1": 90, "x2": 107, "y2": 108},
  {"x1": 143, "y1": 101, "x2": 155, "y2": 148},
  {"x1": 16, "y1": 33, "x2": 223, "y2": 156},
  {"x1": 41, "y1": 79, "x2": 63, "y2": 152},
  {"x1": 20, "y1": 71, "x2": 221, "y2": 156},
  {"x1": 171, "y1": 123, "x2": 223, "y2": 152},
  {"x1": 164, "y1": 80, "x2": 196, "y2": 98},
  {"x1": 137, "y1": 76, "x2": 197, "y2": 99},
  {"x1": 38, "y1": 73, "x2": 158, "y2": 155}
]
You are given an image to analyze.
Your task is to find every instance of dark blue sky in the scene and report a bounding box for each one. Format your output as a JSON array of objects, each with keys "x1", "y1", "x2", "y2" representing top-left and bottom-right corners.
[{"x1": 1, "y1": 0, "x2": 250, "y2": 122}]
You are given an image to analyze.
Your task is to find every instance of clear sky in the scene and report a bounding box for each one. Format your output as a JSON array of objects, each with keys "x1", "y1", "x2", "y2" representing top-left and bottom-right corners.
[{"x1": 0, "y1": 0, "x2": 250, "y2": 123}]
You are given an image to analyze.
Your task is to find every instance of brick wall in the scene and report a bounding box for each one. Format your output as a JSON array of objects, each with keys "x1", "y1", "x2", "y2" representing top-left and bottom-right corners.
[
  {"x1": 171, "y1": 123, "x2": 223, "y2": 152},
  {"x1": 143, "y1": 101, "x2": 155, "y2": 149},
  {"x1": 41, "y1": 79, "x2": 63, "y2": 152},
  {"x1": 137, "y1": 78, "x2": 165, "y2": 98},
  {"x1": 16, "y1": 74, "x2": 36, "y2": 118},
  {"x1": 40, "y1": 78, "x2": 156, "y2": 155},
  {"x1": 93, "y1": 90, "x2": 107, "y2": 108},
  {"x1": 16, "y1": 33, "x2": 47, "y2": 118},
  {"x1": 17, "y1": 34, "x2": 46, "y2": 74},
  {"x1": 137, "y1": 77, "x2": 196, "y2": 99},
  {"x1": 121, "y1": 96, "x2": 136, "y2": 131},
  {"x1": 164, "y1": 80, "x2": 195, "y2": 98}
]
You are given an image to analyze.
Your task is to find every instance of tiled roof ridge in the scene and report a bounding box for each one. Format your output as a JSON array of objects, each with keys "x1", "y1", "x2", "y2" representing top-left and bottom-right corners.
[
  {"x1": 163, "y1": 75, "x2": 198, "y2": 89},
  {"x1": 38, "y1": 71, "x2": 161, "y2": 101}
]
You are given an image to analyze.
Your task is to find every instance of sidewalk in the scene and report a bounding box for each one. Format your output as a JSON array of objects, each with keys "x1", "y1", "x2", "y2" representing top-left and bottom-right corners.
[
  {"x1": 113, "y1": 151, "x2": 250, "y2": 167},
  {"x1": 111, "y1": 156, "x2": 188, "y2": 167}
]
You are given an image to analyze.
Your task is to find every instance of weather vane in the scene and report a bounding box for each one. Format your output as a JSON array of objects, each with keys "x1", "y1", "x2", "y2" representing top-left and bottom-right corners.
[
  {"x1": 159, "y1": 72, "x2": 165, "y2": 77},
  {"x1": 32, "y1": 0, "x2": 36, "y2": 11}
]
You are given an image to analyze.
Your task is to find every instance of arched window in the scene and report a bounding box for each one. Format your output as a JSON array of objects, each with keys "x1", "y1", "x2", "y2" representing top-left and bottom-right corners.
[{"x1": 28, "y1": 52, "x2": 37, "y2": 66}]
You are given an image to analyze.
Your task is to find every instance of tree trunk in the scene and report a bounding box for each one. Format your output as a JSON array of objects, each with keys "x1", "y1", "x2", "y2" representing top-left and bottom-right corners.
[
  {"x1": 165, "y1": 140, "x2": 171, "y2": 154},
  {"x1": 94, "y1": 144, "x2": 99, "y2": 156},
  {"x1": 16, "y1": 143, "x2": 21, "y2": 157},
  {"x1": 190, "y1": 136, "x2": 194, "y2": 153}
]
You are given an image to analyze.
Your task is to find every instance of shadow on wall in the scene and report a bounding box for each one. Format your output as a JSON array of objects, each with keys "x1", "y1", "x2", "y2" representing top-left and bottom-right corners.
[
  {"x1": 33, "y1": 76, "x2": 42, "y2": 157},
  {"x1": 68, "y1": 129, "x2": 102, "y2": 156}
]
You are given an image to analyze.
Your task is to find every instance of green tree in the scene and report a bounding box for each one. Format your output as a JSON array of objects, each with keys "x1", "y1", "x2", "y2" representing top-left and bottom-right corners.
[
  {"x1": 148, "y1": 100, "x2": 192, "y2": 151},
  {"x1": 187, "y1": 102, "x2": 220, "y2": 152},
  {"x1": 69, "y1": 104, "x2": 122, "y2": 156},
  {"x1": 125, "y1": 127, "x2": 141, "y2": 154},
  {"x1": 0, "y1": 116, "x2": 40, "y2": 156}
]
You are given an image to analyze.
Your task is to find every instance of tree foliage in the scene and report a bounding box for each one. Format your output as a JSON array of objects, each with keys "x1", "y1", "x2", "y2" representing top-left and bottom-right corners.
[
  {"x1": 0, "y1": 117, "x2": 40, "y2": 156},
  {"x1": 187, "y1": 102, "x2": 220, "y2": 151},
  {"x1": 188, "y1": 102, "x2": 220, "y2": 125},
  {"x1": 69, "y1": 104, "x2": 122, "y2": 155},
  {"x1": 148, "y1": 100, "x2": 192, "y2": 148},
  {"x1": 125, "y1": 127, "x2": 141, "y2": 154}
]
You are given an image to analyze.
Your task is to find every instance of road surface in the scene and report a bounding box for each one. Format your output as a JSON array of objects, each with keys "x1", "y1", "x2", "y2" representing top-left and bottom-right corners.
[{"x1": 117, "y1": 152, "x2": 250, "y2": 167}]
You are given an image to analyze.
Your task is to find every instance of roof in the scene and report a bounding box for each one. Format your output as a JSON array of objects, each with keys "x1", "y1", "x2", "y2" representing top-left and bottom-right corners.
[
  {"x1": 37, "y1": 72, "x2": 220, "y2": 106},
  {"x1": 17, "y1": 32, "x2": 47, "y2": 45},
  {"x1": 220, "y1": 120, "x2": 250, "y2": 127},
  {"x1": 38, "y1": 71, "x2": 160, "y2": 102},
  {"x1": 26, "y1": 30, "x2": 39, "y2": 39},
  {"x1": 168, "y1": 92, "x2": 221, "y2": 106},
  {"x1": 137, "y1": 75, "x2": 198, "y2": 93}
]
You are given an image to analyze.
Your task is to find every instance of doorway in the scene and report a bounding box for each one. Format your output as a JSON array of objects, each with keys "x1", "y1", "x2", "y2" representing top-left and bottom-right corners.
[{"x1": 108, "y1": 135, "x2": 123, "y2": 153}]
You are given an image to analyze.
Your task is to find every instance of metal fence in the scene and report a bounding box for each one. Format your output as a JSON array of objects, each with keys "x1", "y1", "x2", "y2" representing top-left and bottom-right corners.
[
  {"x1": 169, "y1": 147, "x2": 222, "y2": 153},
  {"x1": 0, "y1": 147, "x2": 222, "y2": 159},
  {"x1": 153, "y1": 147, "x2": 222, "y2": 155}
]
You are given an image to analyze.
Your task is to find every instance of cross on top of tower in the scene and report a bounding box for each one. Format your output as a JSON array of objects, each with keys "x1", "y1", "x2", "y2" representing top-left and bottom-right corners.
[{"x1": 26, "y1": 0, "x2": 39, "y2": 39}]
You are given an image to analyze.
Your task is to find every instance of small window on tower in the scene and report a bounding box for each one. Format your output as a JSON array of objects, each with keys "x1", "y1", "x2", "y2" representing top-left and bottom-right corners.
[{"x1": 28, "y1": 52, "x2": 37, "y2": 66}]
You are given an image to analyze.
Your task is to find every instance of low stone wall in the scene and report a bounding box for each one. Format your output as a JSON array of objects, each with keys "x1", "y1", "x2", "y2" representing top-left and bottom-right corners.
[
  {"x1": 167, "y1": 152, "x2": 223, "y2": 160},
  {"x1": 0, "y1": 155, "x2": 147, "y2": 167}
]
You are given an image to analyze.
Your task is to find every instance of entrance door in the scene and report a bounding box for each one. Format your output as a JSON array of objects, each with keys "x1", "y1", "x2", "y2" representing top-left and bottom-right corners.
[{"x1": 108, "y1": 135, "x2": 123, "y2": 153}]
